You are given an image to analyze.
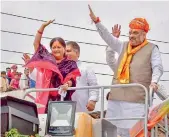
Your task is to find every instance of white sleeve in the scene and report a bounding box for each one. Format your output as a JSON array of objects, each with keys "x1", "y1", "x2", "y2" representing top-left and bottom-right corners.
[
  {"x1": 95, "y1": 22, "x2": 123, "y2": 54},
  {"x1": 151, "y1": 46, "x2": 163, "y2": 83},
  {"x1": 86, "y1": 67, "x2": 99, "y2": 102},
  {"x1": 19, "y1": 76, "x2": 26, "y2": 89},
  {"x1": 106, "y1": 46, "x2": 117, "y2": 72},
  {"x1": 29, "y1": 68, "x2": 37, "y2": 81}
]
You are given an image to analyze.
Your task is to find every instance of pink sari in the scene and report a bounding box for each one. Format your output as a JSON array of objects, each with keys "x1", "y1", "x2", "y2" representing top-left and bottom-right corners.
[{"x1": 25, "y1": 44, "x2": 80, "y2": 113}]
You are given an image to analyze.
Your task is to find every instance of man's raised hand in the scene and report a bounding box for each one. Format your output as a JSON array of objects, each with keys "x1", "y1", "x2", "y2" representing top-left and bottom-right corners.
[
  {"x1": 112, "y1": 24, "x2": 121, "y2": 38},
  {"x1": 88, "y1": 5, "x2": 97, "y2": 22}
]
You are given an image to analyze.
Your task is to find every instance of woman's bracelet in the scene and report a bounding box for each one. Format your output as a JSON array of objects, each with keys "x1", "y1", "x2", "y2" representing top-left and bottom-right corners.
[{"x1": 37, "y1": 30, "x2": 43, "y2": 35}]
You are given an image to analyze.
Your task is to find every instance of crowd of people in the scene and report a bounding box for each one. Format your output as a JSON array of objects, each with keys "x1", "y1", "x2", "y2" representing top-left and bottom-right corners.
[
  {"x1": 0, "y1": 65, "x2": 36, "y2": 92},
  {"x1": 0, "y1": 5, "x2": 166, "y2": 137}
]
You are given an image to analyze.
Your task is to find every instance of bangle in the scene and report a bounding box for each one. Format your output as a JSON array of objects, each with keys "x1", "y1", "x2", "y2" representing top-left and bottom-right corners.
[
  {"x1": 94, "y1": 17, "x2": 100, "y2": 24},
  {"x1": 38, "y1": 30, "x2": 43, "y2": 35},
  {"x1": 66, "y1": 81, "x2": 71, "y2": 87}
]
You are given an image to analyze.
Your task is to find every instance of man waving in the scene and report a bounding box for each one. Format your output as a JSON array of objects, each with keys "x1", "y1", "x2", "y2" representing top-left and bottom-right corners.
[{"x1": 88, "y1": 5, "x2": 163, "y2": 137}]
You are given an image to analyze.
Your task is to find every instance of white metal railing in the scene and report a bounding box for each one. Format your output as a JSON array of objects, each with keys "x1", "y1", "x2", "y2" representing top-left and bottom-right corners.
[{"x1": 23, "y1": 83, "x2": 149, "y2": 137}]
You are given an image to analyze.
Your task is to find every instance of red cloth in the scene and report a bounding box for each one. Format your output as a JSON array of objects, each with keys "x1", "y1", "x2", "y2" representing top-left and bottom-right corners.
[
  {"x1": 7, "y1": 71, "x2": 12, "y2": 78},
  {"x1": 10, "y1": 79, "x2": 19, "y2": 89}
]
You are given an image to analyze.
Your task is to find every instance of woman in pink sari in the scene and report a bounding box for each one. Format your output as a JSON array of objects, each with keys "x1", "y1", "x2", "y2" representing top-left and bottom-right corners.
[{"x1": 25, "y1": 20, "x2": 80, "y2": 113}]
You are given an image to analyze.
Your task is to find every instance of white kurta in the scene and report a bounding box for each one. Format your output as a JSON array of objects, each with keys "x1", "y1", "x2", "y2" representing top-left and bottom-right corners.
[
  {"x1": 19, "y1": 74, "x2": 29, "y2": 90},
  {"x1": 95, "y1": 22, "x2": 163, "y2": 136},
  {"x1": 71, "y1": 61, "x2": 99, "y2": 112}
]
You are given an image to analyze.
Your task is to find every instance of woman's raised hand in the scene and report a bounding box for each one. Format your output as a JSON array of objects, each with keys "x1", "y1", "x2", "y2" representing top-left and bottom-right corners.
[{"x1": 42, "y1": 19, "x2": 55, "y2": 27}]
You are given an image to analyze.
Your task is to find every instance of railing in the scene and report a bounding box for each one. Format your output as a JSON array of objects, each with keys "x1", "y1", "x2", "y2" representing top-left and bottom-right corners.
[
  {"x1": 23, "y1": 83, "x2": 149, "y2": 137},
  {"x1": 150, "y1": 87, "x2": 169, "y2": 137}
]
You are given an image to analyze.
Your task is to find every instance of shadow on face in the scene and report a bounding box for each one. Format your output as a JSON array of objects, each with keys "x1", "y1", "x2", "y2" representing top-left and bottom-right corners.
[
  {"x1": 51, "y1": 41, "x2": 65, "y2": 60},
  {"x1": 129, "y1": 29, "x2": 146, "y2": 46},
  {"x1": 50, "y1": 37, "x2": 66, "y2": 60},
  {"x1": 24, "y1": 69, "x2": 29, "y2": 76},
  {"x1": 66, "y1": 45, "x2": 79, "y2": 61},
  {"x1": 1, "y1": 73, "x2": 6, "y2": 78}
]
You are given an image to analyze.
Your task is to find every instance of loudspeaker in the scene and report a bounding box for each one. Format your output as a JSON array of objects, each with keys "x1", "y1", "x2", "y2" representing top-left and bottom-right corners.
[{"x1": 0, "y1": 96, "x2": 39, "y2": 136}]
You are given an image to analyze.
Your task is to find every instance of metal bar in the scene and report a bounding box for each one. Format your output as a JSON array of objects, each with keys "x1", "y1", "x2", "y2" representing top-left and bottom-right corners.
[
  {"x1": 149, "y1": 87, "x2": 154, "y2": 106},
  {"x1": 100, "y1": 87, "x2": 104, "y2": 119},
  {"x1": 157, "y1": 123, "x2": 168, "y2": 132},
  {"x1": 151, "y1": 128, "x2": 155, "y2": 137},
  {"x1": 23, "y1": 83, "x2": 148, "y2": 99},
  {"x1": 8, "y1": 107, "x2": 12, "y2": 130},
  {"x1": 155, "y1": 125, "x2": 158, "y2": 137},
  {"x1": 150, "y1": 86, "x2": 169, "y2": 137},
  {"x1": 154, "y1": 86, "x2": 168, "y2": 137},
  {"x1": 156, "y1": 85, "x2": 168, "y2": 100},
  {"x1": 104, "y1": 117, "x2": 144, "y2": 121},
  {"x1": 150, "y1": 87, "x2": 155, "y2": 137},
  {"x1": 144, "y1": 87, "x2": 149, "y2": 137},
  {"x1": 164, "y1": 115, "x2": 169, "y2": 137}
]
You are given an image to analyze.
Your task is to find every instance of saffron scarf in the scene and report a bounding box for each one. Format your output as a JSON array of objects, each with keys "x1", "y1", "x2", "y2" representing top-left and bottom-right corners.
[{"x1": 117, "y1": 40, "x2": 148, "y2": 83}]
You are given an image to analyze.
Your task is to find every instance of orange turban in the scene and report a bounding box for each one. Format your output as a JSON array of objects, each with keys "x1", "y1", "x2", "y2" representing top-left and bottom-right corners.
[{"x1": 129, "y1": 18, "x2": 150, "y2": 33}]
